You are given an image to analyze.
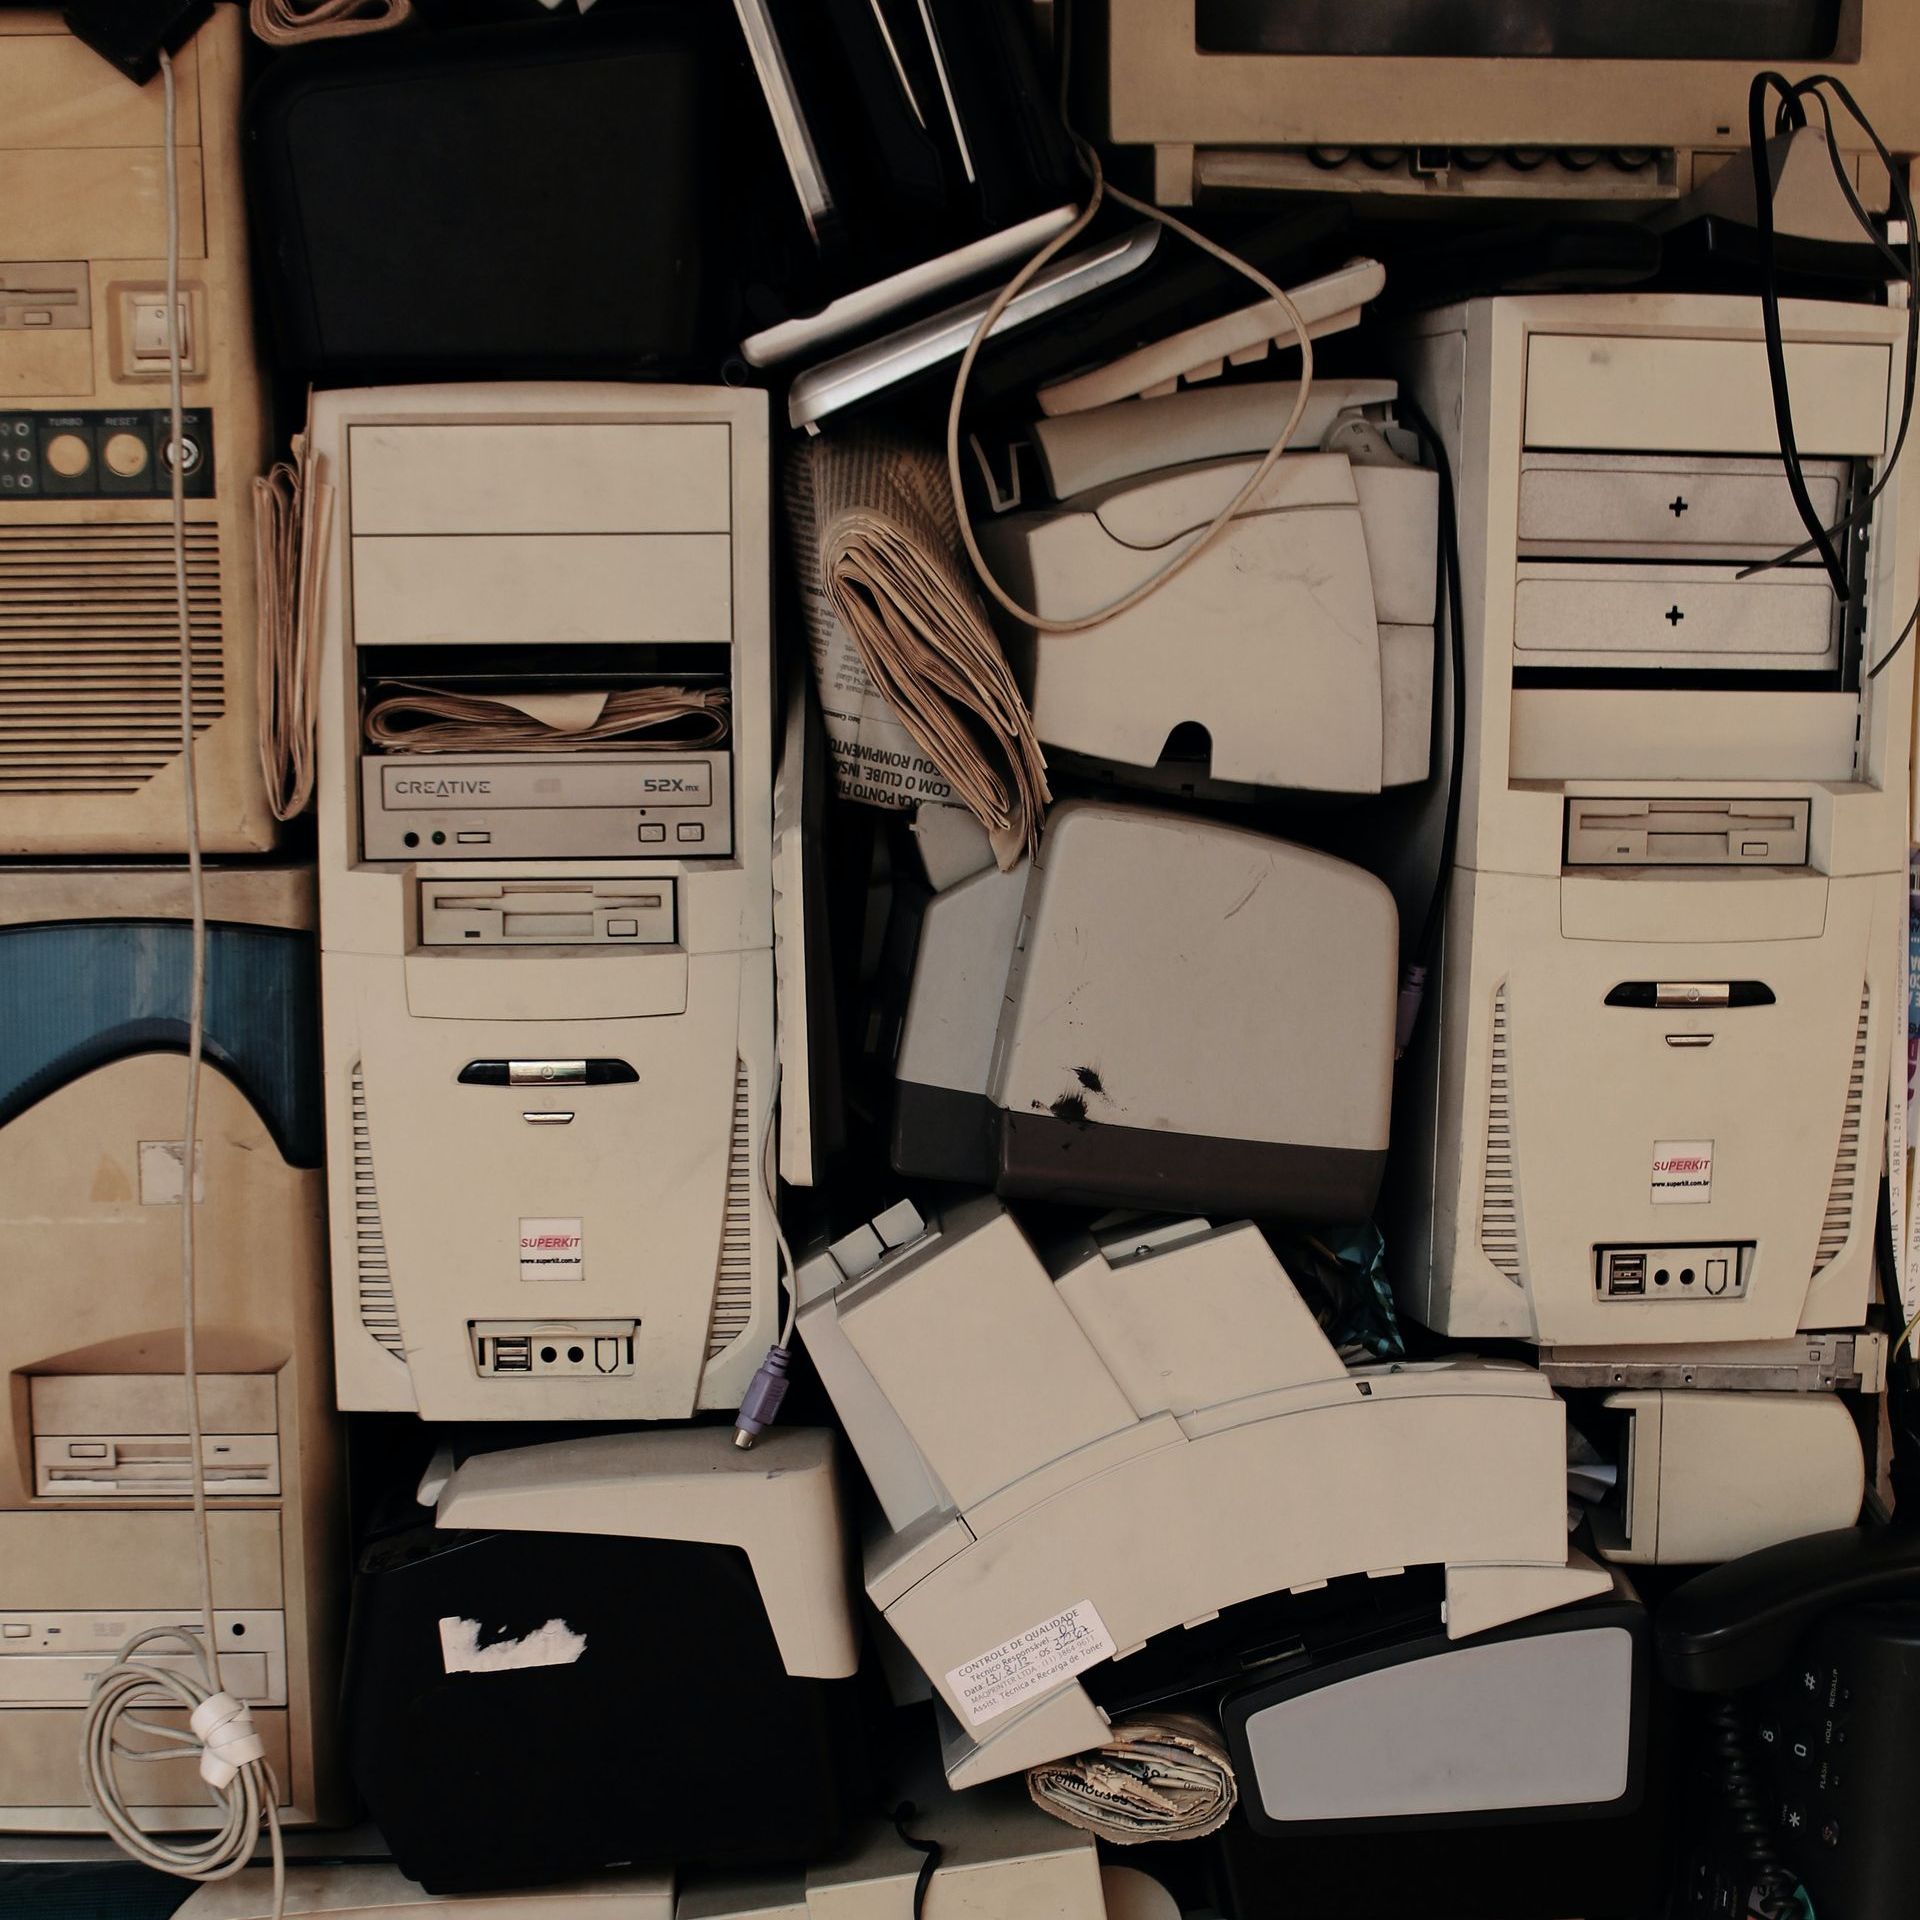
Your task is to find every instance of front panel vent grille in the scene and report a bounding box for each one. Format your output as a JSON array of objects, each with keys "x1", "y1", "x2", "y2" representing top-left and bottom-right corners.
[
  {"x1": 350, "y1": 1064, "x2": 404, "y2": 1356},
  {"x1": 1479, "y1": 983, "x2": 1521, "y2": 1284},
  {"x1": 706, "y1": 1059, "x2": 756, "y2": 1358},
  {"x1": 0, "y1": 522, "x2": 224, "y2": 794},
  {"x1": 1812, "y1": 986, "x2": 1870, "y2": 1276}
]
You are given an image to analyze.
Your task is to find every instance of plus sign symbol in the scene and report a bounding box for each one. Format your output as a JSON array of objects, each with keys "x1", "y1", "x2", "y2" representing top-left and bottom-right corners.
[
  {"x1": 1665, "y1": 605, "x2": 1686, "y2": 626},
  {"x1": 1669, "y1": 495, "x2": 1690, "y2": 517}
]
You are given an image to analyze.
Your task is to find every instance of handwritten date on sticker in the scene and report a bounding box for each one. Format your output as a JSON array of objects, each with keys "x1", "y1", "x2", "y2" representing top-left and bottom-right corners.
[{"x1": 945, "y1": 1600, "x2": 1116, "y2": 1728}]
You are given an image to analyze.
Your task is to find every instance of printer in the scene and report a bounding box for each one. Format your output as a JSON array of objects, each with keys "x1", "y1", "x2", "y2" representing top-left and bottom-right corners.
[
  {"x1": 796, "y1": 1195, "x2": 1608, "y2": 1788},
  {"x1": 892, "y1": 798, "x2": 1398, "y2": 1221},
  {"x1": 975, "y1": 380, "x2": 1437, "y2": 798},
  {"x1": 1394, "y1": 293, "x2": 1915, "y2": 1350},
  {"x1": 308, "y1": 383, "x2": 777, "y2": 1421},
  {"x1": 340, "y1": 1428, "x2": 863, "y2": 1895}
]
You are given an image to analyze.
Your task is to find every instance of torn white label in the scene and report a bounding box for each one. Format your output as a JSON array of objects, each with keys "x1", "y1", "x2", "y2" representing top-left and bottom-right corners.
[
  {"x1": 438, "y1": 1616, "x2": 587, "y2": 1675},
  {"x1": 945, "y1": 1600, "x2": 1116, "y2": 1728},
  {"x1": 1650, "y1": 1138, "x2": 1713, "y2": 1205},
  {"x1": 519, "y1": 1217, "x2": 584, "y2": 1280},
  {"x1": 139, "y1": 1140, "x2": 205, "y2": 1206}
]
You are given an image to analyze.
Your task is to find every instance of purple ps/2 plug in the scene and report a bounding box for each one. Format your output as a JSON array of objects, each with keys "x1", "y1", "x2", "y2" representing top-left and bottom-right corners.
[{"x1": 733, "y1": 1344, "x2": 792, "y2": 1448}]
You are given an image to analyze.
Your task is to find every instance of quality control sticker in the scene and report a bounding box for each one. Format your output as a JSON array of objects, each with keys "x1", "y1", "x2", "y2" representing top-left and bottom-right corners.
[
  {"x1": 1650, "y1": 1140, "x2": 1713, "y2": 1205},
  {"x1": 519, "y1": 1217, "x2": 584, "y2": 1280},
  {"x1": 945, "y1": 1600, "x2": 1117, "y2": 1727}
]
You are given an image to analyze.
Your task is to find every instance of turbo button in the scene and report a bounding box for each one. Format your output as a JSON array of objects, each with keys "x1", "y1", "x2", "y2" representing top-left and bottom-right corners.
[{"x1": 44, "y1": 431, "x2": 90, "y2": 477}]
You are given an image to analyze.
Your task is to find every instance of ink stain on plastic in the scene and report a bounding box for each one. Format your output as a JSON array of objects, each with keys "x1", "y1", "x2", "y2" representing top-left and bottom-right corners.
[
  {"x1": 1050, "y1": 1092, "x2": 1091, "y2": 1126},
  {"x1": 1071, "y1": 1065, "x2": 1106, "y2": 1097}
]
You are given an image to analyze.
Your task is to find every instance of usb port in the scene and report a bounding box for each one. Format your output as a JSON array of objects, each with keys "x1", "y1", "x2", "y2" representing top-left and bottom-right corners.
[
  {"x1": 488, "y1": 1336, "x2": 532, "y2": 1373},
  {"x1": 1605, "y1": 1254, "x2": 1647, "y2": 1296}
]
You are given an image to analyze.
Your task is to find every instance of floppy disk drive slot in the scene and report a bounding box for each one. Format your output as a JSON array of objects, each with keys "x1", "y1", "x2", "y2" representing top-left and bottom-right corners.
[
  {"x1": 1565, "y1": 797, "x2": 1810, "y2": 867},
  {"x1": 420, "y1": 878, "x2": 676, "y2": 946}
]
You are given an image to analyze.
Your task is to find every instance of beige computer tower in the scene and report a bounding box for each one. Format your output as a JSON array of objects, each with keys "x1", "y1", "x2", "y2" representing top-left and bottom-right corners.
[
  {"x1": 0, "y1": 4, "x2": 273, "y2": 853},
  {"x1": 1394, "y1": 294, "x2": 1916, "y2": 1349},
  {"x1": 308, "y1": 383, "x2": 778, "y2": 1423},
  {"x1": 0, "y1": 863, "x2": 345, "y2": 1829}
]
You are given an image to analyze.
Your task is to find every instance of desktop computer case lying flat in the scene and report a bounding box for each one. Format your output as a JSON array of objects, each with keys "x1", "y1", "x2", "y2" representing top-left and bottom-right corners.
[{"x1": 0, "y1": 862, "x2": 344, "y2": 1828}]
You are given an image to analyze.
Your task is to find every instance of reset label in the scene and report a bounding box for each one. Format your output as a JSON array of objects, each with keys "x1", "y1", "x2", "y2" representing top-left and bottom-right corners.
[
  {"x1": 519, "y1": 1217, "x2": 584, "y2": 1280},
  {"x1": 1651, "y1": 1139, "x2": 1713, "y2": 1205},
  {"x1": 945, "y1": 1600, "x2": 1116, "y2": 1727}
]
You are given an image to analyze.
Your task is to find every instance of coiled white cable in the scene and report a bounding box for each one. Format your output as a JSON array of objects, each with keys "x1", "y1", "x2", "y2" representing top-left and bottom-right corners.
[{"x1": 79, "y1": 49, "x2": 287, "y2": 1918}]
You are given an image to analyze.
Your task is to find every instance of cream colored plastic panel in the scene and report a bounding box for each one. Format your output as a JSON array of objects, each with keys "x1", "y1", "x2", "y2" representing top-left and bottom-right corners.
[
  {"x1": 1518, "y1": 453, "x2": 1849, "y2": 557},
  {"x1": 351, "y1": 534, "x2": 732, "y2": 645},
  {"x1": 345, "y1": 423, "x2": 731, "y2": 535},
  {"x1": 1523, "y1": 335, "x2": 1889, "y2": 457},
  {"x1": 1515, "y1": 564, "x2": 1837, "y2": 671}
]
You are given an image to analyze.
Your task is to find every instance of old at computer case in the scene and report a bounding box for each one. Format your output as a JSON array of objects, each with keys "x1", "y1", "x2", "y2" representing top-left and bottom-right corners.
[
  {"x1": 0, "y1": 862, "x2": 344, "y2": 1828},
  {"x1": 0, "y1": 5, "x2": 273, "y2": 854}
]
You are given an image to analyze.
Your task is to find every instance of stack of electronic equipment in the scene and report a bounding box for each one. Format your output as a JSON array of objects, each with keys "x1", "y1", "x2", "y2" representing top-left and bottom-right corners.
[
  {"x1": 0, "y1": 3, "x2": 346, "y2": 1850},
  {"x1": 7, "y1": 4, "x2": 1920, "y2": 1920}
]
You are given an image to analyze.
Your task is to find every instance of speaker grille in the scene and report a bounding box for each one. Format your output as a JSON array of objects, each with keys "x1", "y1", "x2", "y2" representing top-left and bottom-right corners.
[
  {"x1": 0, "y1": 522, "x2": 225, "y2": 794},
  {"x1": 350, "y1": 1063, "x2": 404, "y2": 1357},
  {"x1": 1480, "y1": 983, "x2": 1521, "y2": 1283},
  {"x1": 1812, "y1": 985, "x2": 1870, "y2": 1276},
  {"x1": 706, "y1": 1059, "x2": 756, "y2": 1358}
]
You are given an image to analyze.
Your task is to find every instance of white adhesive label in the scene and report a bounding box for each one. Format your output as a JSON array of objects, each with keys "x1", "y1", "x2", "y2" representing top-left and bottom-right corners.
[
  {"x1": 1651, "y1": 1139, "x2": 1714, "y2": 1205},
  {"x1": 945, "y1": 1600, "x2": 1116, "y2": 1728},
  {"x1": 138, "y1": 1140, "x2": 205, "y2": 1206},
  {"x1": 519, "y1": 1217, "x2": 584, "y2": 1280},
  {"x1": 438, "y1": 1616, "x2": 586, "y2": 1675}
]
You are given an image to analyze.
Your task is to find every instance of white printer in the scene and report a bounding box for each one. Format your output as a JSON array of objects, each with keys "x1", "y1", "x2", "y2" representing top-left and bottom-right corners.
[
  {"x1": 976, "y1": 380, "x2": 1437, "y2": 797},
  {"x1": 797, "y1": 1196, "x2": 1607, "y2": 1788},
  {"x1": 1395, "y1": 294, "x2": 1915, "y2": 1350},
  {"x1": 308, "y1": 384, "x2": 777, "y2": 1420},
  {"x1": 891, "y1": 799, "x2": 1398, "y2": 1220}
]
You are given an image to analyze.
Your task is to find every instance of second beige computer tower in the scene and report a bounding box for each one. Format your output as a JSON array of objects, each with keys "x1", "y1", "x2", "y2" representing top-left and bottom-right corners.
[{"x1": 0, "y1": 863, "x2": 344, "y2": 1829}]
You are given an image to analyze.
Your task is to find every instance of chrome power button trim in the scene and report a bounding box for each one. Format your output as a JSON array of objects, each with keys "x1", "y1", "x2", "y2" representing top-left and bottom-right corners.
[{"x1": 508, "y1": 1060, "x2": 587, "y2": 1086}]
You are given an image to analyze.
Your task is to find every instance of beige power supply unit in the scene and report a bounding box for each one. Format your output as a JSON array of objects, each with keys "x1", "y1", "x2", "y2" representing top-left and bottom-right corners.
[
  {"x1": 0, "y1": 862, "x2": 345, "y2": 1829},
  {"x1": 0, "y1": 4, "x2": 273, "y2": 853}
]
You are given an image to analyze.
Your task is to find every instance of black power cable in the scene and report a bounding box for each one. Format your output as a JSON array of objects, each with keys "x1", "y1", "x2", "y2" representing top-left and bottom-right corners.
[
  {"x1": 1743, "y1": 71, "x2": 1920, "y2": 682},
  {"x1": 891, "y1": 1802, "x2": 942, "y2": 1920},
  {"x1": 1748, "y1": 71, "x2": 1851, "y2": 600},
  {"x1": 1396, "y1": 394, "x2": 1468, "y2": 979}
]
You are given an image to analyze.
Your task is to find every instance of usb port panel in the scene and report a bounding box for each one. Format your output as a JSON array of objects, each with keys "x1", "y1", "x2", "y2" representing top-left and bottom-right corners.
[
  {"x1": 1604, "y1": 1254, "x2": 1647, "y2": 1297},
  {"x1": 483, "y1": 1334, "x2": 532, "y2": 1373}
]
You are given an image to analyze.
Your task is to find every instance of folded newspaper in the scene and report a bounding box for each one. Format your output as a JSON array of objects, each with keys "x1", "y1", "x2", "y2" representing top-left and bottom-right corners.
[
  {"x1": 788, "y1": 432, "x2": 1049, "y2": 866},
  {"x1": 1026, "y1": 1713, "x2": 1237, "y2": 1845}
]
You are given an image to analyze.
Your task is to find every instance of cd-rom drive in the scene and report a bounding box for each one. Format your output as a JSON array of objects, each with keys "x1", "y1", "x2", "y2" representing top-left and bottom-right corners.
[{"x1": 363, "y1": 753, "x2": 732, "y2": 860}]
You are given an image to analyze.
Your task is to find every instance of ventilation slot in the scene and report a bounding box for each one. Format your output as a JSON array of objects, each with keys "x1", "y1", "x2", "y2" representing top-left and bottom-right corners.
[
  {"x1": 1812, "y1": 986, "x2": 1870, "y2": 1276},
  {"x1": 706, "y1": 1060, "x2": 756, "y2": 1358},
  {"x1": 350, "y1": 1064, "x2": 403, "y2": 1356},
  {"x1": 0, "y1": 522, "x2": 225, "y2": 794},
  {"x1": 1479, "y1": 984, "x2": 1521, "y2": 1284}
]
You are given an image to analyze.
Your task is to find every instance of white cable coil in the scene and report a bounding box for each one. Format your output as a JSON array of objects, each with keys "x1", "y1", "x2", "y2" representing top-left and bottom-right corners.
[{"x1": 80, "y1": 1628, "x2": 283, "y2": 1890}]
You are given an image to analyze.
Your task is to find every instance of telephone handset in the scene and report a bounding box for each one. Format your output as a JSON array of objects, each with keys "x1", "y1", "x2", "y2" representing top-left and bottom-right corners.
[{"x1": 1658, "y1": 1526, "x2": 1920, "y2": 1919}]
